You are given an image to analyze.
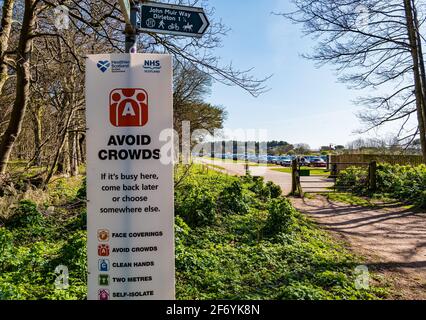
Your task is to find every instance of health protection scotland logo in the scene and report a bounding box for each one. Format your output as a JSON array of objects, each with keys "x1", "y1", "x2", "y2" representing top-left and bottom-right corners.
[{"x1": 97, "y1": 60, "x2": 111, "y2": 73}]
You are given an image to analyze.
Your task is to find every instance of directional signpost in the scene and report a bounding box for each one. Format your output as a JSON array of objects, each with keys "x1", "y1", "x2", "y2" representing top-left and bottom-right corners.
[
  {"x1": 84, "y1": 0, "x2": 210, "y2": 300},
  {"x1": 138, "y1": 2, "x2": 210, "y2": 38}
]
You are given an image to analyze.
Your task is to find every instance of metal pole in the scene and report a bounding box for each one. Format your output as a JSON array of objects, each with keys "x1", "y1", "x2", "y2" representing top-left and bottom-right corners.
[
  {"x1": 125, "y1": 2, "x2": 140, "y2": 53},
  {"x1": 245, "y1": 141, "x2": 249, "y2": 176}
]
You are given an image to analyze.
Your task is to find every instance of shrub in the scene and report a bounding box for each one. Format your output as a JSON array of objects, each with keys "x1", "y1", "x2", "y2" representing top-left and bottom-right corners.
[
  {"x1": 267, "y1": 181, "x2": 282, "y2": 198},
  {"x1": 5, "y1": 200, "x2": 43, "y2": 229},
  {"x1": 337, "y1": 163, "x2": 426, "y2": 208},
  {"x1": 218, "y1": 181, "x2": 250, "y2": 215},
  {"x1": 263, "y1": 198, "x2": 297, "y2": 237},
  {"x1": 246, "y1": 176, "x2": 271, "y2": 200},
  {"x1": 76, "y1": 178, "x2": 86, "y2": 200},
  {"x1": 335, "y1": 167, "x2": 368, "y2": 193},
  {"x1": 175, "y1": 182, "x2": 217, "y2": 228}
]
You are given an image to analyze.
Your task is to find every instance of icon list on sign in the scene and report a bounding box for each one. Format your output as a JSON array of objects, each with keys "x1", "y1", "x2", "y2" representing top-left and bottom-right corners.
[
  {"x1": 98, "y1": 231, "x2": 111, "y2": 299},
  {"x1": 98, "y1": 244, "x2": 110, "y2": 256},
  {"x1": 99, "y1": 274, "x2": 110, "y2": 286}
]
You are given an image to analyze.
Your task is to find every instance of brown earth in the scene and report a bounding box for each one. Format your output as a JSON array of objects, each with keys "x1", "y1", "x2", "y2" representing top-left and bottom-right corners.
[{"x1": 290, "y1": 195, "x2": 426, "y2": 300}]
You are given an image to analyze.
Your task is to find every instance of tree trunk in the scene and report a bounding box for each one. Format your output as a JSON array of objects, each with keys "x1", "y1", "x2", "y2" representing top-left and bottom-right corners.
[
  {"x1": 56, "y1": 133, "x2": 70, "y2": 175},
  {"x1": 31, "y1": 105, "x2": 43, "y2": 166},
  {"x1": 404, "y1": 0, "x2": 426, "y2": 161},
  {"x1": 0, "y1": 0, "x2": 15, "y2": 95},
  {"x1": 411, "y1": 0, "x2": 426, "y2": 162},
  {"x1": 44, "y1": 108, "x2": 75, "y2": 186},
  {"x1": 0, "y1": 0, "x2": 36, "y2": 173},
  {"x1": 69, "y1": 131, "x2": 79, "y2": 176},
  {"x1": 79, "y1": 133, "x2": 86, "y2": 164}
]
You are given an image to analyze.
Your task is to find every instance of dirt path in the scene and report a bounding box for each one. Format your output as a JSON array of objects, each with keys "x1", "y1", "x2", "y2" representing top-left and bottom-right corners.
[{"x1": 290, "y1": 195, "x2": 426, "y2": 300}]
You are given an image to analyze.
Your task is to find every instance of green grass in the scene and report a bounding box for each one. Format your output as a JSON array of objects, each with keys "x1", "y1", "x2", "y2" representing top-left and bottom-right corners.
[
  {"x1": 272, "y1": 167, "x2": 330, "y2": 176},
  {"x1": 205, "y1": 164, "x2": 226, "y2": 171},
  {"x1": 200, "y1": 157, "x2": 279, "y2": 167},
  {"x1": 0, "y1": 166, "x2": 389, "y2": 300},
  {"x1": 324, "y1": 192, "x2": 404, "y2": 208}
]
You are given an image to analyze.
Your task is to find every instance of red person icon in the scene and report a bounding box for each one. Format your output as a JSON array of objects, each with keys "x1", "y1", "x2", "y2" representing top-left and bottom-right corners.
[
  {"x1": 109, "y1": 88, "x2": 148, "y2": 127},
  {"x1": 98, "y1": 244, "x2": 110, "y2": 257}
]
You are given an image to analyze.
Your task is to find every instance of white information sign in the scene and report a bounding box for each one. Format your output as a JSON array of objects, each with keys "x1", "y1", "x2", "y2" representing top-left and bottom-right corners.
[{"x1": 85, "y1": 54, "x2": 174, "y2": 300}]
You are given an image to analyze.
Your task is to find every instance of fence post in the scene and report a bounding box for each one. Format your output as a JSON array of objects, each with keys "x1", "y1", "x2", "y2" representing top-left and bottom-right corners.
[
  {"x1": 291, "y1": 159, "x2": 301, "y2": 196},
  {"x1": 331, "y1": 163, "x2": 338, "y2": 177},
  {"x1": 369, "y1": 161, "x2": 377, "y2": 192}
]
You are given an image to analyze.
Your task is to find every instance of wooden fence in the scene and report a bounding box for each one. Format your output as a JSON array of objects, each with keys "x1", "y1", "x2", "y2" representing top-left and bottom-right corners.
[{"x1": 329, "y1": 154, "x2": 424, "y2": 171}]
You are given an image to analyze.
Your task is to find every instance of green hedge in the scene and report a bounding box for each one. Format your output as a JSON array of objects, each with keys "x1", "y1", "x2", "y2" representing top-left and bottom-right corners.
[{"x1": 336, "y1": 163, "x2": 426, "y2": 207}]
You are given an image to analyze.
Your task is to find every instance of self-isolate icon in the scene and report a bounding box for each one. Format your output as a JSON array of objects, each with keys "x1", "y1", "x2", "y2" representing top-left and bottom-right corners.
[
  {"x1": 110, "y1": 88, "x2": 148, "y2": 127},
  {"x1": 99, "y1": 289, "x2": 110, "y2": 300}
]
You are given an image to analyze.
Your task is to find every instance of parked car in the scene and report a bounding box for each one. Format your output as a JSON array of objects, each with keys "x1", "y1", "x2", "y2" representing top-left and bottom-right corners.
[
  {"x1": 278, "y1": 156, "x2": 292, "y2": 167},
  {"x1": 271, "y1": 156, "x2": 280, "y2": 164},
  {"x1": 310, "y1": 157, "x2": 327, "y2": 167},
  {"x1": 299, "y1": 157, "x2": 310, "y2": 166}
]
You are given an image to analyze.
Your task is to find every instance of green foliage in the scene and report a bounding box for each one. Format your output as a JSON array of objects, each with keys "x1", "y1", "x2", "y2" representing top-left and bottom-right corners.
[
  {"x1": 336, "y1": 167, "x2": 368, "y2": 193},
  {"x1": 0, "y1": 164, "x2": 387, "y2": 300},
  {"x1": 5, "y1": 200, "x2": 43, "y2": 229},
  {"x1": 76, "y1": 178, "x2": 86, "y2": 200},
  {"x1": 0, "y1": 201, "x2": 87, "y2": 299},
  {"x1": 247, "y1": 176, "x2": 271, "y2": 200},
  {"x1": 267, "y1": 181, "x2": 282, "y2": 199},
  {"x1": 175, "y1": 181, "x2": 217, "y2": 227},
  {"x1": 218, "y1": 181, "x2": 250, "y2": 215},
  {"x1": 174, "y1": 166, "x2": 386, "y2": 300},
  {"x1": 337, "y1": 163, "x2": 426, "y2": 208},
  {"x1": 263, "y1": 198, "x2": 297, "y2": 237}
]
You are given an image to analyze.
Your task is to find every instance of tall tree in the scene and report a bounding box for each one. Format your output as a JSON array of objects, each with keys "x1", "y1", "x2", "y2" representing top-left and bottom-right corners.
[
  {"x1": 0, "y1": 0, "x2": 15, "y2": 95},
  {"x1": 0, "y1": 0, "x2": 267, "y2": 175},
  {"x1": 0, "y1": 0, "x2": 38, "y2": 173},
  {"x1": 279, "y1": 0, "x2": 426, "y2": 161},
  {"x1": 173, "y1": 61, "x2": 226, "y2": 139}
]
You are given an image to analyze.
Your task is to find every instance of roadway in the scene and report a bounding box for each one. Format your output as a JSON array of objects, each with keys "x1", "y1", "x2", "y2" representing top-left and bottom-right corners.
[{"x1": 196, "y1": 158, "x2": 334, "y2": 195}]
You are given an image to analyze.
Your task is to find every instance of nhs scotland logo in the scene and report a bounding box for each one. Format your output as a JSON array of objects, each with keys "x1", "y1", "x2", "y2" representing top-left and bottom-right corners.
[
  {"x1": 143, "y1": 60, "x2": 161, "y2": 73},
  {"x1": 97, "y1": 60, "x2": 110, "y2": 73}
]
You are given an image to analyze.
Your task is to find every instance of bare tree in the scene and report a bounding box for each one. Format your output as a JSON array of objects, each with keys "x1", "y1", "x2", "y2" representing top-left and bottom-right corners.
[
  {"x1": 0, "y1": 0, "x2": 268, "y2": 176},
  {"x1": 0, "y1": 0, "x2": 15, "y2": 96},
  {"x1": 278, "y1": 0, "x2": 426, "y2": 161},
  {"x1": 0, "y1": 0, "x2": 38, "y2": 174}
]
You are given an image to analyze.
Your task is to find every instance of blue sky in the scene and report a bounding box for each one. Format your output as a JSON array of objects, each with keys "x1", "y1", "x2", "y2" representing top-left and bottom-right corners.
[{"x1": 204, "y1": 0, "x2": 403, "y2": 149}]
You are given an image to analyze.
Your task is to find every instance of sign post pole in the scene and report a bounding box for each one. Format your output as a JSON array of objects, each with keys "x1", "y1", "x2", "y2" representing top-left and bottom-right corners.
[{"x1": 121, "y1": 0, "x2": 141, "y2": 53}]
